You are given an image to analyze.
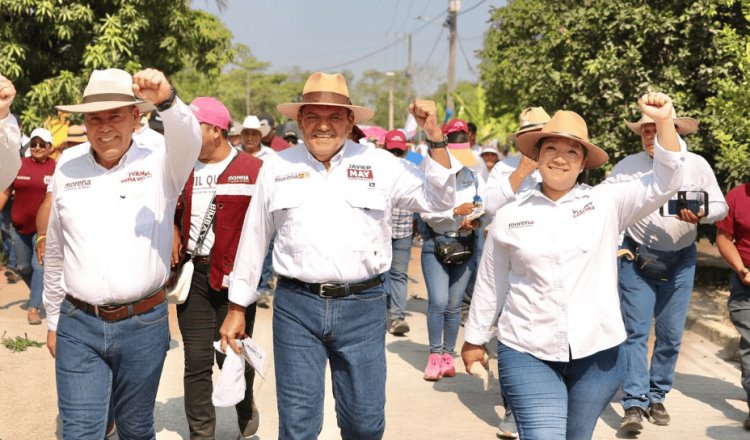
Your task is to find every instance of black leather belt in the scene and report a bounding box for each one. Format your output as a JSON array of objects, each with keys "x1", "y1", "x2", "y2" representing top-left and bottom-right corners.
[{"x1": 279, "y1": 275, "x2": 384, "y2": 298}]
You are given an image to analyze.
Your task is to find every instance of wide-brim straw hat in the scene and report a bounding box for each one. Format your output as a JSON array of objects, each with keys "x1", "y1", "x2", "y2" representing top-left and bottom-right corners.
[
  {"x1": 65, "y1": 125, "x2": 87, "y2": 143},
  {"x1": 516, "y1": 110, "x2": 608, "y2": 169},
  {"x1": 509, "y1": 107, "x2": 551, "y2": 141},
  {"x1": 448, "y1": 142, "x2": 478, "y2": 167},
  {"x1": 277, "y1": 72, "x2": 374, "y2": 124},
  {"x1": 626, "y1": 109, "x2": 699, "y2": 135},
  {"x1": 56, "y1": 69, "x2": 156, "y2": 114}
]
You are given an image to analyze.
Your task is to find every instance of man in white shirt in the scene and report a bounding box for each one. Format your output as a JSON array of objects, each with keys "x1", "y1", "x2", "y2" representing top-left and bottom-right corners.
[
  {"x1": 0, "y1": 76, "x2": 22, "y2": 191},
  {"x1": 611, "y1": 108, "x2": 728, "y2": 432},
  {"x1": 222, "y1": 72, "x2": 460, "y2": 439},
  {"x1": 43, "y1": 68, "x2": 201, "y2": 439},
  {"x1": 239, "y1": 114, "x2": 275, "y2": 160}
]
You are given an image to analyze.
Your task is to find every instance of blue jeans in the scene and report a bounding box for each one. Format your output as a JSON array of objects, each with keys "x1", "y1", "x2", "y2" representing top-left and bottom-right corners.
[
  {"x1": 463, "y1": 229, "x2": 485, "y2": 306},
  {"x1": 728, "y1": 273, "x2": 750, "y2": 407},
  {"x1": 421, "y1": 235, "x2": 476, "y2": 354},
  {"x1": 273, "y1": 278, "x2": 387, "y2": 440},
  {"x1": 258, "y1": 237, "x2": 275, "y2": 292},
  {"x1": 498, "y1": 343, "x2": 624, "y2": 440},
  {"x1": 0, "y1": 200, "x2": 16, "y2": 269},
  {"x1": 11, "y1": 229, "x2": 44, "y2": 309},
  {"x1": 56, "y1": 298, "x2": 170, "y2": 439},
  {"x1": 384, "y1": 236, "x2": 412, "y2": 321},
  {"x1": 619, "y1": 242, "x2": 696, "y2": 410}
]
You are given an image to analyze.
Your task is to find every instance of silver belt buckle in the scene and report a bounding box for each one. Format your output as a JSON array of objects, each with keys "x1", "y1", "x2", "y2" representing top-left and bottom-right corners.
[{"x1": 318, "y1": 282, "x2": 338, "y2": 298}]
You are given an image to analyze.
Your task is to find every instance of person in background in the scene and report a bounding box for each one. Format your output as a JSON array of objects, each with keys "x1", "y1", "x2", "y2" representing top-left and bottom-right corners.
[
  {"x1": 716, "y1": 182, "x2": 750, "y2": 431},
  {"x1": 612, "y1": 105, "x2": 728, "y2": 433},
  {"x1": 173, "y1": 97, "x2": 263, "y2": 439},
  {"x1": 50, "y1": 125, "x2": 87, "y2": 160},
  {"x1": 240, "y1": 115, "x2": 275, "y2": 161},
  {"x1": 228, "y1": 121, "x2": 242, "y2": 147},
  {"x1": 148, "y1": 111, "x2": 164, "y2": 135},
  {"x1": 421, "y1": 119, "x2": 483, "y2": 381},
  {"x1": 478, "y1": 144, "x2": 500, "y2": 185},
  {"x1": 283, "y1": 130, "x2": 299, "y2": 146},
  {"x1": 258, "y1": 112, "x2": 289, "y2": 152},
  {"x1": 134, "y1": 112, "x2": 165, "y2": 150},
  {"x1": 463, "y1": 93, "x2": 686, "y2": 440},
  {"x1": 383, "y1": 129, "x2": 414, "y2": 336},
  {"x1": 0, "y1": 127, "x2": 55, "y2": 325}
]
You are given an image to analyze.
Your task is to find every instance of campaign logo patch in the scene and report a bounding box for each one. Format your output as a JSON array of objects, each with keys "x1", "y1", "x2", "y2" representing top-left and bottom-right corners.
[
  {"x1": 275, "y1": 172, "x2": 310, "y2": 183},
  {"x1": 227, "y1": 175, "x2": 250, "y2": 183},
  {"x1": 508, "y1": 220, "x2": 534, "y2": 229},
  {"x1": 64, "y1": 179, "x2": 91, "y2": 191},
  {"x1": 347, "y1": 164, "x2": 373, "y2": 181},
  {"x1": 43, "y1": 175, "x2": 52, "y2": 185},
  {"x1": 121, "y1": 170, "x2": 153, "y2": 184},
  {"x1": 572, "y1": 202, "x2": 595, "y2": 218}
]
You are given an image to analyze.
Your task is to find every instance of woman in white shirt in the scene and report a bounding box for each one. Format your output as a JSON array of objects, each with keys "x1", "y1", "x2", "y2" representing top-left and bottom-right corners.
[{"x1": 461, "y1": 93, "x2": 685, "y2": 439}]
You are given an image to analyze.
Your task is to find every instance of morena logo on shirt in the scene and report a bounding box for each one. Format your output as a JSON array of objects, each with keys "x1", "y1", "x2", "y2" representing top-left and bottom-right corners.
[
  {"x1": 64, "y1": 179, "x2": 91, "y2": 191},
  {"x1": 227, "y1": 175, "x2": 250, "y2": 183},
  {"x1": 274, "y1": 172, "x2": 310, "y2": 183},
  {"x1": 121, "y1": 170, "x2": 153, "y2": 184},
  {"x1": 508, "y1": 220, "x2": 534, "y2": 229},
  {"x1": 347, "y1": 164, "x2": 373, "y2": 181},
  {"x1": 572, "y1": 201, "x2": 595, "y2": 218}
]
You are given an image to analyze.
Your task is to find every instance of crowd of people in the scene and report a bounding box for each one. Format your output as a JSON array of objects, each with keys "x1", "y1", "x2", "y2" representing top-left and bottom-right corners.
[{"x1": 0, "y1": 66, "x2": 748, "y2": 440}]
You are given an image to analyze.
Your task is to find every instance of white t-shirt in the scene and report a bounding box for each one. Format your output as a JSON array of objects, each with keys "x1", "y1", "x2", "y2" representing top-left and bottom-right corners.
[{"x1": 188, "y1": 148, "x2": 237, "y2": 255}]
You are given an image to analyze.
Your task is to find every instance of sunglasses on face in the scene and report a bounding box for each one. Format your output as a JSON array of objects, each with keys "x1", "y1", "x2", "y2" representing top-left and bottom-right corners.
[{"x1": 29, "y1": 142, "x2": 49, "y2": 149}]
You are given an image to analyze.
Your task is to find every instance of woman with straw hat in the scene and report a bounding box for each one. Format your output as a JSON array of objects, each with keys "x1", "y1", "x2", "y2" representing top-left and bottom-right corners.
[{"x1": 461, "y1": 92, "x2": 686, "y2": 439}]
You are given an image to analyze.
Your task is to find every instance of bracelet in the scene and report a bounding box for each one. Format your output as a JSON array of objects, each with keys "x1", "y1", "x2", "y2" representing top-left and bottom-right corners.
[
  {"x1": 426, "y1": 135, "x2": 448, "y2": 149},
  {"x1": 155, "y1": 86, "x2": 177, "y2": 112},
  {"x1": 36, "y1": 235, "x2": 46, "y2": 244}
]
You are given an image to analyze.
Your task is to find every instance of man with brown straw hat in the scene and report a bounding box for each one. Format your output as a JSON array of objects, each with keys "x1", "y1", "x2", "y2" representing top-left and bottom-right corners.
[
  {"x1": 223, "y1": 71, "x2": 460, "y2": 439},
  {"x1": 483, "y1": 107, "x2": 550, "y2": 214},
  {"x1": 42, "y1": 67, "x2": 201, "y2": 439},
  {"x1": 610, "y1": 101, "x2": 728, "y2": 433}
]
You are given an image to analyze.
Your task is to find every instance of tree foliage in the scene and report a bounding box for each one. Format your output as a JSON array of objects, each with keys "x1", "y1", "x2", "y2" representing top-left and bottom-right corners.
[
  {"x1": 480, "y1": 0, "x2": 750, "y2": 186},
  {"x1": 0, "y1": 0, "x2": 234, "y2": 128}
]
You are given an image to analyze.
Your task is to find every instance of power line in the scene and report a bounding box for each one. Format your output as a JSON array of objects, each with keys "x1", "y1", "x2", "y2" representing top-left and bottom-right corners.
[
  {"x1": 459, "y1": 0, "x2": 488, "y2": 15},
  {"x1": 458, "y1": 37, "x2": 478, "y2": 76},
  {"x1": 414, "y1": 27, "x2": 445, "y2": 75},
  {"x1": 384, "y1": 0, "x2": 400, "y2": 35},
  {"x1": 397, "y1": 0, "x2": 415, "y2": 31}
]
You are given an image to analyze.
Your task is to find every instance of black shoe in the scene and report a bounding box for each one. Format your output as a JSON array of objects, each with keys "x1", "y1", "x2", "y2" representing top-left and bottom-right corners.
[
  {"x1": 388, "y1": 319, "x2": 410, "y2": 336},
  {"x1": 744, "y1": 411, "x2": 750, "y2": 430},
  {"x1": 238, "y1": 403, "x2": 261, "y2": 438},
  {"x1": 647, "y1": 402, "x2": 670, "y2": 426},
  {"x1": 620, "y1": 407, "x2": 645, "y2": 433}
]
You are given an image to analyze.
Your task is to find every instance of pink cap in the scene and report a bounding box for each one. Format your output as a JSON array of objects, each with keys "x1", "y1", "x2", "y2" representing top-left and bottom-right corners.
[
  {"x1": 189, "y1": 97, "x2": 231, "y2": 130},
  {"x1": 384, "y1": 130, "x2": 407, "y2": 151},
  {"x1": 441, "y1": 118, "x2": 469, "y2": 135}
]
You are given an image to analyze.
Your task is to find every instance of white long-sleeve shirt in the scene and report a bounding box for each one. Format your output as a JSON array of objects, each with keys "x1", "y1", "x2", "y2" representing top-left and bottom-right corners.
[
  {"x1": 464, "y1": 138, "x2": 686, "y2": 361},
  {"x1": 43, "y1": 98, "x2": 201, "y2": 331},
  {"x1": 607, "y1": 150, "x2": 727, "y2": 250},
  {"x1": 0, "y1": 113, "x2": 22, "y2": 191},
  {"x1": 421, "y1": 167, "x2": 484, "y2": 234},
  {"x1": 483, "y1": 155, "x2": 541, "y2": 215},
  {"x1": 228, "y1": 140, "x2": 461, "y2": 307}
]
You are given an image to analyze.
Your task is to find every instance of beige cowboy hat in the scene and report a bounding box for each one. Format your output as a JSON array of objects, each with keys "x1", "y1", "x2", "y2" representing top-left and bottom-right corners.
[
  {"x1": 516, "y1": 110, "x2": 609, "y2": 169},
  {"x1": 277, "y1": 72, "x2": 374, "y2": 124},
  {"x1": 241, "y1": 115, "x2": 272, "y2": 137},
  {"x1": 626, "y1": 108, "x2": 698, "y2": 135},
  {"x1": 56, "y1": 69, "x2": 156, "y2": 114},
  {"x1": 65, "y1": 125, "x2": 88, "y2": 143},
  {"x1": 509, "y1": 107, "x2": 551, "y2": 141}
]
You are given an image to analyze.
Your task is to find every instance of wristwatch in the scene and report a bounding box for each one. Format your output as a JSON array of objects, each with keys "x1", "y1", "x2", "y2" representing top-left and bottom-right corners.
[
  {"x1": 426, "y1": 135, "x2": 448, "y2": 149},
  {"x1": 155, "y1": 86, "x2": 177, "y2": 112}
]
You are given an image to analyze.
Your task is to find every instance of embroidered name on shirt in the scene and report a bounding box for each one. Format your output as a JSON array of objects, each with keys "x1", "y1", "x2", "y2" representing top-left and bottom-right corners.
[
  {"x1": 572, "y1": 202, "x2": 595, "y2": 218},
  {"x1": 508, "y1": 220, "x2": 534, "y2": 229},
  {"x1": 275, "y1": 172, "x2": 310, "y2": 182},
  {"x1": 347, "y1": 164, "x2": 373, "y2": 180},
  {"x1": 15, "y1": 176, "x2": 30, "y2": 181},
  {"x1": 64, "y1": 179, "x2": 91, "y2": 191},
  {"x1": 227, "y1": 175, "x2": 250, "y2": 183},
  {"x1": 121, "y1": 170, "x2": 153, "y2": 184}
]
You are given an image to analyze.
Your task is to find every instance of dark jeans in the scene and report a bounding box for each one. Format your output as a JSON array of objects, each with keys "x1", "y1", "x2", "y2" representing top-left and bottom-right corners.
[
  {"x1": 177, "y1": 268, "x2": 257, "y2": 439},
  {"x1": 729, "y1": 272, "x2": 750, "y2": 409}
]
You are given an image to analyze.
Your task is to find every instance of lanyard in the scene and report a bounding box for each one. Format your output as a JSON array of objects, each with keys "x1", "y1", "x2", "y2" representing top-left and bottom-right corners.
[{"x1": 467, "y1": 167, "x2": 482, "y2": 207}]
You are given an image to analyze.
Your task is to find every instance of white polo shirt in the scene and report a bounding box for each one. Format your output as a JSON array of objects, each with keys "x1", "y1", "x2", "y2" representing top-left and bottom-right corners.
[
  {"x1": 43, "y1": 98, "x2": 201, "y2": 331},
  {"x1": 464, "y1": 138, "x2": 686, "y2": 361},
  {"x1": 607, "y1": 150, "x2": 728, "y2": 251},
  {"x1": 228, "y1": 139, "x2": 461, "y2": 306},
  {"x1": 0, "y1": 113, "x2": 21, "y2": 191}
]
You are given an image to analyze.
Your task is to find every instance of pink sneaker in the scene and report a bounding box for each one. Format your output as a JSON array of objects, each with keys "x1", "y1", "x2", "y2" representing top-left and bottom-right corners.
[
  {"x1": 423, "y1": 353, "x2": 443, "y2": 381},
  {"x1": 441, "y1": 353, "x2": 456, "y2": 377}
]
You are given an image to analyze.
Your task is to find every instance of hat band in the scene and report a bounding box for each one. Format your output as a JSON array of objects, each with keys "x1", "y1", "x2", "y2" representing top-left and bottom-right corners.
[
  {"x1": 447, "y1": 142, "x2": 471, "y2": 150},
  {"x1": 82, "y1": 93, "x2": 138, "y2": 104},
  {"x1": 301, "y1": 91, "x2": 352, "y2": 106},
  {"x1": 519, "y1": 122, "x2": 546, "y2": 131}
]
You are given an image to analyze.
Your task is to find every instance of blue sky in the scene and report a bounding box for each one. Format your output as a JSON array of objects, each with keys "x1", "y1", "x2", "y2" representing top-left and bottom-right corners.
[{"x1": 192, "y1": 0, "x2": 505, "y2": 95}]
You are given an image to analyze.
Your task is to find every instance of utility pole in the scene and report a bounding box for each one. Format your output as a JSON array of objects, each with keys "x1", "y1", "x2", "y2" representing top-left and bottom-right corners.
[
  {"x1": 407, "y1": 33, "x2": 413, "y2": 104},
  {"x1": 447, "y1": 0, "x2": 460, "y2": 113},
  {"x1": 245, "y1": 71, "x2": 250, "y2": 116}
]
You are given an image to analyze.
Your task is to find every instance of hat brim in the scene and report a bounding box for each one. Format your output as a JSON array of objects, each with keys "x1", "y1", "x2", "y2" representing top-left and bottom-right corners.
[
  {"x1": 65, "y1": 135, "x2": 88, "y2": 143},
  {"x1": 448, "y1": 145, "x2": 478, "y2": 167},
  {"x1": 516, "y1": 132, "x2": 608, "y2": 169},
  {"x1": 626, "y1": 117, "x2": 699, "y2": 135},
  {"x1": 508, "y1": 124, "x2": 546, "y2": 141},
  {"x1": 241, "y1": 125, "x2": 272, "y2": 137},
  {"x1": 56, "y1": 100, "x2": 155, "y2": 114},
  {"x1": 277, "y1": 102, "x2": 374, "y2": 124}
]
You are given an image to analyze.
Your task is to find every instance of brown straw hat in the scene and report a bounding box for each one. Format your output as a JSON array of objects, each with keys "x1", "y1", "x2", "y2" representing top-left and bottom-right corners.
[
  {"x1": 277, "y1": 72, "x2": 374, "y2": 124},
  {"x1": 626, "y1": 108, "x2": 698, "y2": 135},
  {"x1": 509, "y1": 107, "x2": 551, "y2": 141},
  {"x1": 56, "y1": 69, "x2": 155, "y2": 114},
  {"x1": 515, "y1": 110, "x2": 609, "y2": 169}
]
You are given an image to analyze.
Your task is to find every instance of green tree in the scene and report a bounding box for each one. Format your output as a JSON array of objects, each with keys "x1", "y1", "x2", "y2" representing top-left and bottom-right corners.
[
  {"x1": 0, "y1": 0, "x2": 234, "y2": 127},
  {"x1": 349, "y1": 70, "x2": 412, "y2": 129},
  {"x1": 480, "y1": 0, "x2": 750, "y2": 184}
]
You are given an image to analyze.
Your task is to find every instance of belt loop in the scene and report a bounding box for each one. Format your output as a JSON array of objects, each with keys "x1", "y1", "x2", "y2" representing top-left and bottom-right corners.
[
  {"x1": 344, "y1": 283, "x2": 350, "y2": 296},
  {"x1": 94, "y1": 305, "x2": 100, "y2": 318},
  {"x1": 127, "y1": 303, "x2": 134, "y2": 318}
]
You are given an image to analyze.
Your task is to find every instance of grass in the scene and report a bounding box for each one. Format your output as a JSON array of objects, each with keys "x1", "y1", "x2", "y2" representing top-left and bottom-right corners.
[{"x1": 1, "y1": 331, "x2": 44, "y2": 352}]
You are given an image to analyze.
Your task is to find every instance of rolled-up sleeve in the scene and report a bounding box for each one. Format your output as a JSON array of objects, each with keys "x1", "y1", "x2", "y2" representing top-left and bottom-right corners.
[{"x1": 43, "y1": 190, "x2": 64, "y2": 331}]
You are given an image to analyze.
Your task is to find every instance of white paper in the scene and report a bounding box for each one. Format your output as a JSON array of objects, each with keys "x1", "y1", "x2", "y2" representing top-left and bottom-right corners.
[{"x1": 241, "y1": 337, "x2": 267, "y2": 378}]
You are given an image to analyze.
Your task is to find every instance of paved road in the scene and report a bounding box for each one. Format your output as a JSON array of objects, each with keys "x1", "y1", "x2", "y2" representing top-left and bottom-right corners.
[{"x1": 0, "y1": 246, "x2": 748, "y2": 439}]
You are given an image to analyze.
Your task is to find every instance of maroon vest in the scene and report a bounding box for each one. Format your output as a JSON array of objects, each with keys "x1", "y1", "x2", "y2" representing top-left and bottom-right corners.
[{"x1": 175, "y1": 151, "x2": 262, "y2": 291}]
